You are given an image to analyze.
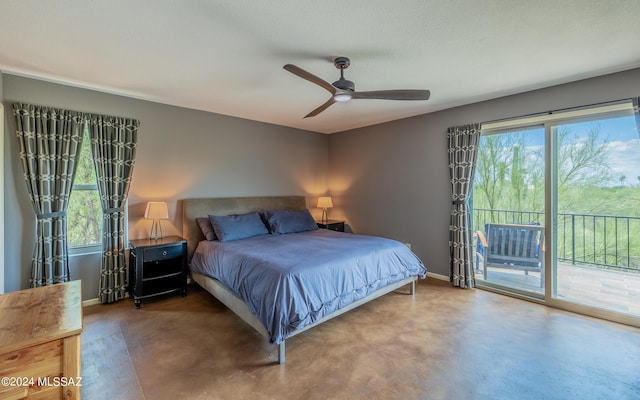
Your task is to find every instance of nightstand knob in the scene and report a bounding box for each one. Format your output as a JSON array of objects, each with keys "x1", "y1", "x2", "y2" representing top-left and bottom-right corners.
[{"x1": 162, "y1": 250, "x2": 167, "y2": 256}]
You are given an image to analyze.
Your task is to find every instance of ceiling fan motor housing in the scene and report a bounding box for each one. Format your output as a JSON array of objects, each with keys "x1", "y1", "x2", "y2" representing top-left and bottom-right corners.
[
  {"x1": 333, "y1": 57, "x2": 354, "y2": 91},
  {"x1": 333, "y1": 78, "x2": 355, "y2": 91}
]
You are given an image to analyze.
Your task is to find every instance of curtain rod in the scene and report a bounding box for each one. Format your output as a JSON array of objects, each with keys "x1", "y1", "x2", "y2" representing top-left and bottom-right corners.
[{"x1": 481, "y1": 97, "x2": 635, "y2": 126}]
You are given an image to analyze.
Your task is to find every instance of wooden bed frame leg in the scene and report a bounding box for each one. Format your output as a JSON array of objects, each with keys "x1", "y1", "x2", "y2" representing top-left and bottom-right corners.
[{"x1": 278, "y1": 341, "x2": 285, "y2": 364}]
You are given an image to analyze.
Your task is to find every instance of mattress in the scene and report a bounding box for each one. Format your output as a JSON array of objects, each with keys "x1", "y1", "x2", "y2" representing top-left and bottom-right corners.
[{"x1": 190, "y1": 229, "x2": 427, "y2": 344}]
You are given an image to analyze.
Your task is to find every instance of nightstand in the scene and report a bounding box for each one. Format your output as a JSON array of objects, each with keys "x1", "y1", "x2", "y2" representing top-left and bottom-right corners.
[
  {"x1": 316, "y1": 219, "x2": 345, "y2": 232},
  {"x1": 128, "y1": 235, "x2": 187, "y2": 308}
]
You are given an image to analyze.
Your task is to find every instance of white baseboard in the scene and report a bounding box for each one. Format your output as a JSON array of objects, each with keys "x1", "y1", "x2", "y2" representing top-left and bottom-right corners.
[
  {"x1": 427, "y1": 272, "x2": 449, "y2": 281},
  {"x1": 82, "y1": 292, "x2": 130, "y2": 308},
  {"x1": 82, "y1": 298, "x2": 101, "y2": 307}
]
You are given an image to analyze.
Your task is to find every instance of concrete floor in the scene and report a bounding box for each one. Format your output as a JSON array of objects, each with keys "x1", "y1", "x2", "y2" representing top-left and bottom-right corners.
[{"x1": 82, "y1": 279, "x2": 640, "y2": 400}]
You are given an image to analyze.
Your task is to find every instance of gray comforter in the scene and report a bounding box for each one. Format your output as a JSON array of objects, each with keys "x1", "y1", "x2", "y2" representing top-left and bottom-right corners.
[{"x1": 190, "y1": 229, "x2": 427, "y2": 344}]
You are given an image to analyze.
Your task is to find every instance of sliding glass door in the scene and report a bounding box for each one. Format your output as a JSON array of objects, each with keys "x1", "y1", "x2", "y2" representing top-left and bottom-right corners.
[
  {"x1": 474, "y1": 101, "x2": 640, "y2": 325},
  {"x1": 552, "y1": 115, "x2": 640, "y2": 318},
  {"x1": 473, "y1": 126, "x2": 546, "y2": 297}
]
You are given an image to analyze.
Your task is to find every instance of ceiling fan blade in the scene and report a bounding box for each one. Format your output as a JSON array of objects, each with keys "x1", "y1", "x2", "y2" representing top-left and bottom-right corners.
[
  {"x1": 284, "y1": 64, "x2": 336, "y2": 94},
  {"x1": 304, "y1": 98, "x2": 337, "y2": 118},
  {"x1": 352, "y1": 89, "x2": 430, "y2": 101}
]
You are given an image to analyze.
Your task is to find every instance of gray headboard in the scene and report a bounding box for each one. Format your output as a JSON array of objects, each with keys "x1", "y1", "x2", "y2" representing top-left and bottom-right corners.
[{"x1": 182, "y1": 196, "x2": 307, "y2": 262}]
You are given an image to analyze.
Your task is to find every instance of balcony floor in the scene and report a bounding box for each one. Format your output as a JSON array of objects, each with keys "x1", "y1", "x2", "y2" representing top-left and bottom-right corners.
[{"x1": 476, "y1": 262, "x2": 640, "y2": 317}]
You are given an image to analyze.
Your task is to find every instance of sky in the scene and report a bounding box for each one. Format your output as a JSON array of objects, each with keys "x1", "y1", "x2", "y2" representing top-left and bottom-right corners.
[
  {"x1": 563, "y1": 115, "x2": 640, "y2": 186},
  {"x1": 500, "y1": 114, "x2": 640, "y2": 187}
]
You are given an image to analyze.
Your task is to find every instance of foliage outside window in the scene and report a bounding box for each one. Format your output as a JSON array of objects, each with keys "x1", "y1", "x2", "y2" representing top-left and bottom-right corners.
[
  {"x1": 68, "y1": 131, "x2": 102, "y2": 254},
  {"x1": 474, "y1": 112, "x2": 640, "y2": 271}
]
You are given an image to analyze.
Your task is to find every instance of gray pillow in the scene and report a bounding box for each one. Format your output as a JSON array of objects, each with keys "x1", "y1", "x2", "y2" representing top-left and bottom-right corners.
[
  {"x1": 209, "y1": 212, "x2": 269, "y2": 242},
  {"x1": 196, "y1": 217, "x2": 217, "y2": 241},
  {"x1": 263, "y1": 209, "x2": 318, "y2": 234}
]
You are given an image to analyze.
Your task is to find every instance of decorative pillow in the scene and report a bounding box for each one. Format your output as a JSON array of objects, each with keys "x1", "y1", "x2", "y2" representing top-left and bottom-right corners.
[
  {"x1": 196, "y1": 217, "x2": 217, "y2": 241},
  {"x1": 209, "y1": 212, "x2": 269, "y2": 242},
  {"x1": 263, "y1": 209, "x2": 318, "y2": 234}
]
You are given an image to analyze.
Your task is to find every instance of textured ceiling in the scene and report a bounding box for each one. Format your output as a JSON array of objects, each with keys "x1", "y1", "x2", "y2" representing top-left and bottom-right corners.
[{"x1": 1, "y1": 1, "x2": 640, "y2": 134}]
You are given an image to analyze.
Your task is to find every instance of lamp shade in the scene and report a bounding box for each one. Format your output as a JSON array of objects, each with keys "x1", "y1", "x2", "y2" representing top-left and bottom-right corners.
[
  {"x1": 317, "y1": 197, "x2": 333, "y2": 208},
  {"x1": 144, "y1": 202, "x2": 169, "y2": 219}
]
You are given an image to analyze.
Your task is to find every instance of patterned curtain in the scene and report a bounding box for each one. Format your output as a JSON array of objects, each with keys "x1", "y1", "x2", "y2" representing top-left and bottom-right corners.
[
  {"x1": 13, "y1": 103, "x2": 85, "y2": 287},
  {"x1": 447, "y1": 123, "x2": 481, "y2": 288},
  {"x1": 88, "y1": 114, "x2": 139, "y2": 303}
]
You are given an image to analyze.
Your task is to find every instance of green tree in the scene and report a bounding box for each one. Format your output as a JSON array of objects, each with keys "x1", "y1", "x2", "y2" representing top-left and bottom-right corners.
[
  {"x1": 474, "y1": 122, "x2": 640, "y2": 271},
  {"x1": 475, "y1": 125, "x2": 613, "y2": 215},
  {"x1": 474, "y1": 133, "x2": 519, "y2": 219},
  {"x1": 68, "y1": 132, "x2": 102, "y2": 247},
  {"x1": 557, "y1": 125, "x2": 611, "y2": 188}
]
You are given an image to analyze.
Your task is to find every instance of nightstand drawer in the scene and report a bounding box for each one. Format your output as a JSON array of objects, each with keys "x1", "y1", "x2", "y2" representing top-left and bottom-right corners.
[
  {"x1": 326, "y1": 222, "x2": 344, "y2": 232},
  {"x1": 316, "y1": 220, "x2": 345, "y2": 232},
  {"x1": 140, "y1": 274, "x2": 183, "y2": 297},
  {"x1": 144, "y1": 244, "x2": 183, "y2": 262},
  {"x1": 143, "y1": 259, "x2": 183, "y2": 279}
]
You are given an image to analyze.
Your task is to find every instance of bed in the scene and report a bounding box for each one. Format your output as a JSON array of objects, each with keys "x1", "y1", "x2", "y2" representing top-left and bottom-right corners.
[{"x1": 182, "y1": 196, "x2": 427, "y2": 363}]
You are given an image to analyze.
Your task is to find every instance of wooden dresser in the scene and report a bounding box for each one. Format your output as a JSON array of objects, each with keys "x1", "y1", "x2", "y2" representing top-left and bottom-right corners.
[{"x1": 0, "y1": 281, "x2": 83, "y2": 400}]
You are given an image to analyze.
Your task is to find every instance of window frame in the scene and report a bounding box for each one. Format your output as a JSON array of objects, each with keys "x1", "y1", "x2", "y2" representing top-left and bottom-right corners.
[
  {"x1": 67, "y1": 130, "x2": 129, "y2": 256},
  {"x1": 475, "y1": 99, "x2": 639, "y2": 328},
  {"x1": 68, "y1": 181, "x2": 103, "y2": 256}
]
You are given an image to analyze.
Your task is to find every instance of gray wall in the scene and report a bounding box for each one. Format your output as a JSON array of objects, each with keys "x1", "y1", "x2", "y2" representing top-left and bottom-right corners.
[
  {"x1": 328, "y1": 67, "x2": 640, "y2": 278},
  {"x1": 4, "y1": 67, "x2": 640, "y2": 297},
  {"x1": 3, "y1": 74, "x2": 329, "y2": 299}
]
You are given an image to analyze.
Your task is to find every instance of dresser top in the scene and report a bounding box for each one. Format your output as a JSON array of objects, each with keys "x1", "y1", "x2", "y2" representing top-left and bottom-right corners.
[{"x1": 0, "y1": 280, "x2": 83, "y2": 354}]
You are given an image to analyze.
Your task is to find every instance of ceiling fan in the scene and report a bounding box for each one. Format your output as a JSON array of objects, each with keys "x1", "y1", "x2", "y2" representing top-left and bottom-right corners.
[{"x1": 283, "y1": 56, "x2": 430, "y2": 118}]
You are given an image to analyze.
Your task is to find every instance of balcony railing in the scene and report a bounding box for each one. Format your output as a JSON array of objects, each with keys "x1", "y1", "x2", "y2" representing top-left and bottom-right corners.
[{"x1": 472, "y1": 208, "x2": 640, "y2": 273}]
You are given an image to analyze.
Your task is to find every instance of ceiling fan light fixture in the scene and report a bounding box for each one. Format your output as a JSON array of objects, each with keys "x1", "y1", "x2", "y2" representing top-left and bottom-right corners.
[{"x1": 334, "y1": 93, "x2": 352, "y2": 102}]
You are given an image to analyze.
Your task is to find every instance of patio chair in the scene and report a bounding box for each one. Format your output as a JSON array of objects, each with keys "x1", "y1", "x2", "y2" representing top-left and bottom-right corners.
[{"x1": 476, "y1": 223, "x2": 545, "y2": 287}]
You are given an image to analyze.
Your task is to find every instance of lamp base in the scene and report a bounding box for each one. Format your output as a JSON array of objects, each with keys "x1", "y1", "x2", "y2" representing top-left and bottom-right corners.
[
  {"x1": 321, "y1": 208, "x2": 328, "y2": 224},
  {"x1": 150, "y1": 219, "x2": 163, "y2": 240}
]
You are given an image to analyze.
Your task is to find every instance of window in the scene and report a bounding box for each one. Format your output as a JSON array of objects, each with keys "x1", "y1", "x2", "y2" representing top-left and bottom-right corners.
[
  {"x1": 68, "y1": 130, "x2": 102, "y2": 254},
  {"x1": 474, "y1": 100, "x2": 640, "y2": 325}
]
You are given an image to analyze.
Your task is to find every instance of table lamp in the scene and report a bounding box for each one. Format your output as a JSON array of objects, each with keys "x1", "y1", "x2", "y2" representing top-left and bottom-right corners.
[
  {"x1": 317, "y1": 197, "x2": 333, "y2": 223},
  {"x1": 145, "y1": 201, "x2": 168, "y2": 240}
]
